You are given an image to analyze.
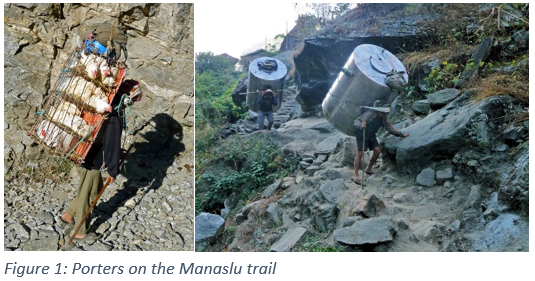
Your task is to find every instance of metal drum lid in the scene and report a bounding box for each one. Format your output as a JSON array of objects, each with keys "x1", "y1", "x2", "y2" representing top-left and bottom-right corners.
[
  {"x1": 249, "y1": 57, "x2": 287, "y2": 81},
  {"x1": 353, "y1": 44, "x2": 408, "y2": 87}
]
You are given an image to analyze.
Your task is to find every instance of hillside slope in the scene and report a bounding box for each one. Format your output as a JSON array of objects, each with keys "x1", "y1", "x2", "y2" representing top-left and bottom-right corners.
[{"x1": 195, "y1": 3, "x2": 529, "y2": 252}]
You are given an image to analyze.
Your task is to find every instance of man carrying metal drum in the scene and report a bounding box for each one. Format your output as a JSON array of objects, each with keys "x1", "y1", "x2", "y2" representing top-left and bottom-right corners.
[
  {"x1": 257, "y1": 86, "x2": 278, "y2": 130},
  {"x1": 352, "y1": 105, "x2": 408, "y2": 185}
]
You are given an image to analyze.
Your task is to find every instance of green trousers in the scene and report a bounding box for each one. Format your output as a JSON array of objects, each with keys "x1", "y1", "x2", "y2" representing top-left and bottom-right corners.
[{"x1": 66, "y1": 168, "x2": 103, "y2": 234}]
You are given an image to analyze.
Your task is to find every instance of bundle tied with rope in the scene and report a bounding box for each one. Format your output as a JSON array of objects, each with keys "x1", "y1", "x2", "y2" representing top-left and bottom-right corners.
[
  {"x1": 368, "y1": 54, "x2": 408, "y2": 93},
  {"x1": 85, "y1": 23, "x2": 128, "y2": 62},
  {"x1": 258, "y1": 59, "x2": 278, "y2": 73}
]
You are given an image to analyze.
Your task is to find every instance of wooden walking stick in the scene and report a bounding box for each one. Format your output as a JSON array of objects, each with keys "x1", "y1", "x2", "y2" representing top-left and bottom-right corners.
[
  {"x1": 68, "y1": 177, "x2": 112, "y2": 244},
  {"x1": 362, "y1": 128, "x2": 366, "y2": 188},
  {"x1": 67, "y1": 144, "x2": 133, "y2": 244}
]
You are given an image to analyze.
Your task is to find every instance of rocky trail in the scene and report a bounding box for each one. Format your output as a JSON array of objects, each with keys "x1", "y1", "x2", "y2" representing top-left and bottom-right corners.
[
  {"x1": 196, "y1": 85, "x2": 529, "y2": 252},
  {"x1": 196, "y1": 3, "x2": 529, "y2": 252},
  {"x1": 221, "y1": 88, "x2": 301, "y2": 135},
  {"x1": 4, "y1": 149, "x2": 195, "y2": 251}
]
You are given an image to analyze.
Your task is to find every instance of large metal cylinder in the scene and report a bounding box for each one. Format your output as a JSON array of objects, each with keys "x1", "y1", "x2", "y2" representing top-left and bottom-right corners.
[
  {"x1": 322, "y1": 44, "x2": 408, "y2": 136},
  {"x1": 247, "y1": 57, "x2": 287, "y2": 112}
]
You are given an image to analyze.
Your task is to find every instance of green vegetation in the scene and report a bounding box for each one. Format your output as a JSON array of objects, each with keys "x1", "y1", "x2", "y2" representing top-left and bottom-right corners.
[
  {"x1": 424, "y1": 61, "x2": 460, "y2": 93},
  {"x1": 195, "y1": 51, "x2": 297, "y2": 215},
  {"x1": 294, "y1": 3, "x2": 356, "y2": 28},
  {"x1": 400, "y1": 3, "x2": 529, "y2": 102},
  {"x1": 194, "y1": 51, "x2": 244, "y2": 177},
  {"x1": 297, "y1": 233, "x2": 341, "y2": 252},
  {"x1": 266, "y1": 34, "x2": 286, "y2": 53},
  {"x1": 195, "y1": 51, "x2": 245, "y2": 129},
  {"x1": 197, "y1": 134, "x2": 297, "y2": 213}
]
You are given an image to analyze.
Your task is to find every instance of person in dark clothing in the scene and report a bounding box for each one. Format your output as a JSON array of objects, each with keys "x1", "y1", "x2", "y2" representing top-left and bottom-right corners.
[
  {"x1": 352, "y1": 106, "x2": 408, "y2": 185},
  {"x1": 257, "y1": 87, "x2": 278, "y2": 130},
  {"x1": 60, "y1": 80, "x2": 141, "y2": 241}
]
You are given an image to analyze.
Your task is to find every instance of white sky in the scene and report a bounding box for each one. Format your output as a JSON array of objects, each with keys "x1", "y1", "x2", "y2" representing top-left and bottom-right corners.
[{"x1": 194, "y1": 2, "x2": 300, "y2": 58}]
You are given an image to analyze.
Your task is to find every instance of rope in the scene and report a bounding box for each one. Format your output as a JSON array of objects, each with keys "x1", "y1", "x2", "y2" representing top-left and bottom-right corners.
[
  {"x1": 258, "y1": 59, "x2": 278, "y2": 73},
  {"x1": 55, "y1": 49, "x2": 80, "y2": 96},
  {"x1": 105, "y1": 25, "x2": 115, "y2": 58},
  {"x1": 34, "y1": 110, "x2": 45, "y2": 116},
  {"x1": 114, "y1": 93, "x2": 136, "y2": 173},
  {"x1": 114, "y1": 94, "x2": 136, "y2": 135},
  {"x1": 85, "y1": 37, "x2": 99, "y2": 56}
]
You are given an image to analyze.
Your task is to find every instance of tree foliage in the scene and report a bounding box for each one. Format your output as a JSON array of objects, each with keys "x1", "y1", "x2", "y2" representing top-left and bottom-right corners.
[
  {"x1": 266, "y1": 33, "x2": 286, "y2": 53},
  {"x1": 195, "y1": 51, "x2": 247, "y2": 179},
  {"x1": 197, "y1": 134, "x2": 297, "y2": 213},
  {"x1": 195, "y1": 51, "x2": 237, "y2": 75},
  {"x1": 195, "y1": 51, "x2": 244, "y2": 128},
  {"x1": 294, "y1": 3, "x2": 356, "y2": 27}
]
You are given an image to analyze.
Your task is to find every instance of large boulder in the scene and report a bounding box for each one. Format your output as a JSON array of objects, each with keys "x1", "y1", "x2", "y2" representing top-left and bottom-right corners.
[
  {"x1": 195, "y1": 213, "x2": 225, "y2": 251},
  {"x1": 498, "y1": 147, "x2": 528, "y2": 215},
  {"x1": 333, "y1": 216, "x2": 396, "y2": 246},
  {"x1": 294, "y1": 4, "x2": 436, "y2": 112},
  {"x1": 270, "y1": 227, "x2": 308, "y2": 252},
  {"x1": 384, "y1": 92, "x2": 519, "y2": 171},
  {"x1": 428, "y1": 89, "x2": 461, "y2": 109}
]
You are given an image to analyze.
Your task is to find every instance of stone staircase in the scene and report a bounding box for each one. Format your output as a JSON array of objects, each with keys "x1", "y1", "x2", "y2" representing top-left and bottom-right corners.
[{"x1": 226, "y1": 88, "x2": 301, "y2": 135}]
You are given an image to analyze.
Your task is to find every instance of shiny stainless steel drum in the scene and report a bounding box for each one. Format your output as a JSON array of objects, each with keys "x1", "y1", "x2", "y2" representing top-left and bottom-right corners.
[
  {"x1": 322, "y1": 44, "x2": 408, "y2": 136},
  {"x1": 247, "y1": 57, "x2": 287, "y2": 112}
]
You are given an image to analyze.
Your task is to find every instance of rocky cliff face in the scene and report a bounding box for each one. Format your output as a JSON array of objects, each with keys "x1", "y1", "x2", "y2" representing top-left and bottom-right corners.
[
  {"x1": 293, "y1": 4, "x2": 436, "y2": 112},
  {"x1": 4, "y1": 3, "x2": 194, "y2": 251}
]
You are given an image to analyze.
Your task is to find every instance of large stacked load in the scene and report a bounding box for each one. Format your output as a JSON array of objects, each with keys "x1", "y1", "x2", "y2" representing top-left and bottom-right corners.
[{"x1": 28, "y1": 35, "x2": 127, "y2": 164}]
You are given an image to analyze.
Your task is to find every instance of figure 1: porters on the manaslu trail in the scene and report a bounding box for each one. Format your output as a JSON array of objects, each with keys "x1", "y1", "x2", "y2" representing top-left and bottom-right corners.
[
  {"x1": 245, "y1": 57, "x2": 287, "y2": 130},
  {"x1": 27, "y1": 23, "x2": 142, "y2": 243},
  {"x1": 322, "y1": 44, "x2": 409, "y2": 185}
]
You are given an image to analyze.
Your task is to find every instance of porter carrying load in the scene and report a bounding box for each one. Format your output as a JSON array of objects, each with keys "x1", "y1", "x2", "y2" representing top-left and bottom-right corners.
[
  {"x1": 247, "y1": 57, "x2": 287, "y2": 113},
  {"x1": 322, "y1": 44, "x2": 408, "y2": 136},
  {"x1": 28, "y1": 26, "x2": 128, "y2": 164}
]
